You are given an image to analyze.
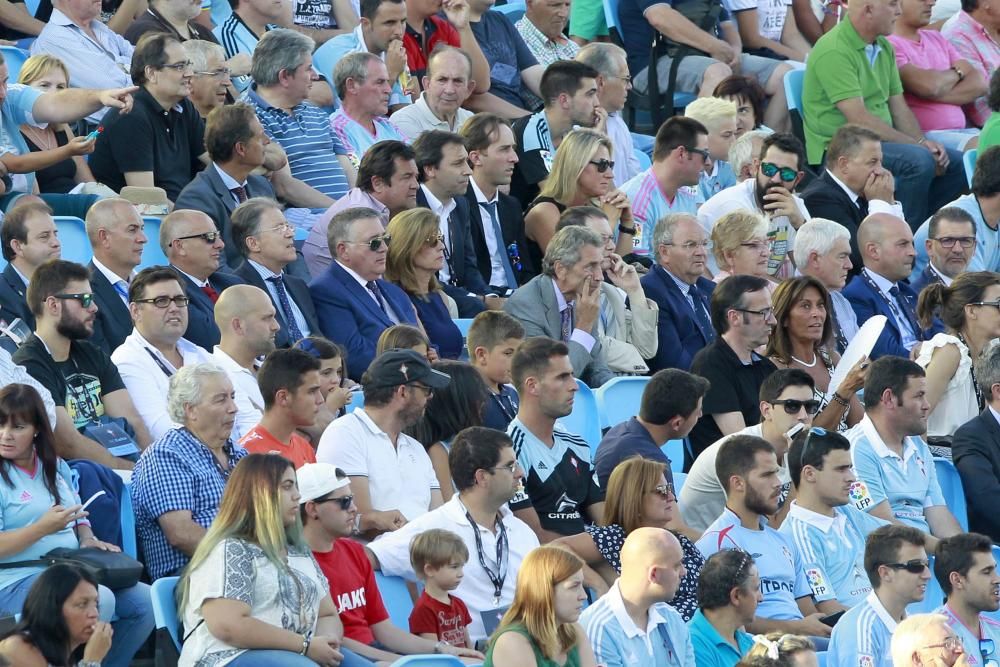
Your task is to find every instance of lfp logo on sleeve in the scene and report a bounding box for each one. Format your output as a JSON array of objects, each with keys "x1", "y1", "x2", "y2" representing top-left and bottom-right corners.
[{"x1": 850, "y1": 481, "x2": 874, "y2": 511}]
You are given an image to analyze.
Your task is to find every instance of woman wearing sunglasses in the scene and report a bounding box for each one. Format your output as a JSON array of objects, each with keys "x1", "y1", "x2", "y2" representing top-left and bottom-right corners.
[
  {"x1": 384, "y1": 209, "x2": 464, "y2": 360},
  {"x1": 915, "y1": 271, "x2": 1000, "y2": 450},
  {"x1": 767, "y1": 276, "x2": 866, "y2": 431},
  {"x1": 553, "y1": 456, "x2": 705, "y2": 621},
  {"x1": 523, "y1": 129, "x2": 634, "y2": 272}
]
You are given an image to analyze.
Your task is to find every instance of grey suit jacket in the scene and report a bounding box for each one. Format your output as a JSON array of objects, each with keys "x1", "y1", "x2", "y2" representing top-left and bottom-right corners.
[{"x1": 504, "y1": 274, "x2": 614, "y2": 388}]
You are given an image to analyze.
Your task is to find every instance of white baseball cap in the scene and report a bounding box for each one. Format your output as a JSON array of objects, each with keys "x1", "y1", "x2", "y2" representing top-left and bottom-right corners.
[{"x1": 296, "y1": 463, "x2": 350, "y2": 504}]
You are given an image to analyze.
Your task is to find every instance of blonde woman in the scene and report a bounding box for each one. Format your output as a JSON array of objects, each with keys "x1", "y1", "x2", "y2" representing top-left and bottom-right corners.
[
  {"x1": 385, "y1": 208, "x2": 463, "y2": 359},
  {"x1": 11, "y1": 55, "x2": 97, "y2": 194},
  {"x1": 523, "y1": 129, "x2": 633, "y2": 270},
  {"x1": 484, "y1": 545, "x2": 599, "y2": 667},
  {"x1": 711, "y1": 210, "x2": 775, "y2": 292},
  {"x1": 745, "y1": 633, "x2": 818, "y2": 666},
  {"x1": 684, "y1": 97, "x2": 739, "y2": 199}
]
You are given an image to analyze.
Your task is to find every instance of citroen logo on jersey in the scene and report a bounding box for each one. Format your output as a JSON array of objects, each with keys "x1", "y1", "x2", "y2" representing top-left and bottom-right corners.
[{"x1": 554, "y1": 493, "x2": 578, "y2": 513}]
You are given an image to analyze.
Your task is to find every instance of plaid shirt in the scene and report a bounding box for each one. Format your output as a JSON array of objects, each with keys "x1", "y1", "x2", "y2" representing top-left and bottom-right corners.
[
  {"x1": 515, "y1": 17, "x2": 579, "y2": 110},
  {"x1": 131, "y1": 427, "x2": 247, "y2": 579},
  {"x1": 942, "y1": 10, "x2": 1000, "y2": 127}
]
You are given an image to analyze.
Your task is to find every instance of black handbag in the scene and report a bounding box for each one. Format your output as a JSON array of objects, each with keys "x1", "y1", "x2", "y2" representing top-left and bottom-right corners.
[{"x1": 0, "y1": 547, "x2": 143, "y2": 590}]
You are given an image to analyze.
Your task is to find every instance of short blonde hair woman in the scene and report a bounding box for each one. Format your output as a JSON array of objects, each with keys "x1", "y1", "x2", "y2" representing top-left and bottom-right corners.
[
  {"x1": 484, "y1": 545, "x2": 599, "y2": 667},
  {"x1": 524, "y1": 129, "x2": 634, "y2": 271},
  {"x1": 384, "y1": 208, "x2": 463, "y2": 359},
  {"x1": 745, "y1": 632, "x2": 817, "y2": 666},
  {"x1": 711, "y1": 210, "x2": 773, "y2": 288}
]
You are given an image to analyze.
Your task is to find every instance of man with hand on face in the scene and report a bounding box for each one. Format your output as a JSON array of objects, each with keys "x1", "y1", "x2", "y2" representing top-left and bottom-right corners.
[
  {"x1": 391, "y1": 46, "x2": 475, "y2": 138},
  {"x1": 698, "y1": 133, "x2": 810, "y2": 279},
  {"x1": 910, "y1": 207, "x2": 977, "y2": 293}
]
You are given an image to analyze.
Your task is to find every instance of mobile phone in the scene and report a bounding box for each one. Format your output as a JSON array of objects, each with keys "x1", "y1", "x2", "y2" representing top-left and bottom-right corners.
[
  {"x1": 80, "y1": 490, "x2": 106, "y2": 512},
  {"x1": 821, "y1": 610, "x2": 845, "y2": 627},
  {"x1": 786, "y1": 423, "x2": 806, "y2": 440}
]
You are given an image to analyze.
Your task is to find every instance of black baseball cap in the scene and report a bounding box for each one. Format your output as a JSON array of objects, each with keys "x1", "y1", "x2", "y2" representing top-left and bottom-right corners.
[{"x1": 364, "y1": 349, "x2": 451, "y2": 390}]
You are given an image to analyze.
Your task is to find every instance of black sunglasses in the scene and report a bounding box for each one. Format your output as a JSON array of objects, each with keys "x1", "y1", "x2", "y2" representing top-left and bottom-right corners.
[
  {"x1": 175, "y1": 231, "x2": 221, "y2": 244},
  {"x1": 316, "y1": 494, "x2": 354, "y2": 510},
  {"x1": 53, "y1": 292, "x2": 94, "y2": 308},
  {"x1": 772, "y1": 399, "x2": 821, "y2": 415},
  {"x1": 760, "y1": 161, "x2": 798, "y2": 182},
  {"x1": 686, "y1": 147, "x2": 711, "y2": 161},
  {"x1": 588, "y1": 159, "x2": 615, "y2": 173},
  {"x1": 882, "y1": 559, "x2": 929, "y2": 574},
  {"x1": 350, "y1": 235, "x2": 390, "y2": 251}
]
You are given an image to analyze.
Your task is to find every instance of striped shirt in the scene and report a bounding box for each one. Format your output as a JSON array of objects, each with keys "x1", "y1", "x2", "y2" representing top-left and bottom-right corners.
[
  {"x1": 937, "y1": 603, "x2": 1000, "y2": 666},
  {"x1": 329, "y1": 107, "x2": 408, "y2": 171},
  {"x1": 213, "y1": 13, "x2": 279, "y2": 92},
  {"x1": 620, "y1": 168, "x2": 702, "y2": 257},
  {"x1": 827, "y1": 591, "x2": 898, "y2": 667},
  {"x1": 244, "y1": 85, "x2": 350, "y2": 201}
]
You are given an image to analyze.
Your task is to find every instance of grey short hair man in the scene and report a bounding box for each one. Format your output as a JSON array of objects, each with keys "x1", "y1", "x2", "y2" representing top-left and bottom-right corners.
[
  {"x1": 728, "y1": 129, "x2": 770, "y2": 182},
  {"x1": 576, "y1": 43, "x2": 638, "y2": 185},
  {"x1": 794, "y1": 218, "x2": 859, "y2": 353},
  {"x1": 333, "y1": 51, "x2": 382, "y2": 101},
  {"x1": 505, "y1": 225, "x2": 614, "y2": 387}
]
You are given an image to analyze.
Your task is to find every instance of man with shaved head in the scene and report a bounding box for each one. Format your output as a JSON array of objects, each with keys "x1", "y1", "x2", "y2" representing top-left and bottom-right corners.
[
  {"x1": 212, "y1": 284, "x2": 280, "y2": 441},
  {"x1": 581, "y1": 527, "x2": 695, "y2": 664},
  {"x1": 843, "y1": 213, "x2": 941, "y2": 360},
  {"x1": 162, "y1": 209, "x2": 245, "y2": 350}
]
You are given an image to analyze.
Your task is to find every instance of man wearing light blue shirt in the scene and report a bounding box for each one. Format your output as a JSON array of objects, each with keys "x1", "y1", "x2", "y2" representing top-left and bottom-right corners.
[
  {"x1": 933, "y1": 533, "x2": 1000, "y2": 667},
  {"x1": 581, "y1": 527, "x2": 695, "y2": 667}
]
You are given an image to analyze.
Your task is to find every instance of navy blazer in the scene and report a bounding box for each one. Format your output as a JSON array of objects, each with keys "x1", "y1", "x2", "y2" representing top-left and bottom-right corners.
[
  {"x1": 174, "y1": 267, "x2": 245, "y2": 351},
  {"x1": 233, "y1": 260, "x2": 321, "y2": 348},
  {"x1": 910, "y1": 264, "x2": 944, "y2": 296},
  {"x1": 416, "y1": 188, "x2": 488, "y2": 295},
  {"x1": 88, "y1": 261, "x2": 133, "y2": 355},
  {"x1": 174, "y1": 164, "x2": 276, "y2": 269},
  {"x1": 640, "y1": 266, "x2": 716, "y2": 372},
  {"x1": 952, "y1": 409, "x2": 1000, "y2": 543},
  {"x1": 842, "y1": 271, "x2": 941, "y2": 360},
  {"x1": 309, "y1": 260, "x2": 418, "y2": 380},
  {"x1": 0, "y1": 264, "x2": 32, "y2": 331},
  {"x1": 462, "y1": 183, "x2": 537, "y2": 288}
]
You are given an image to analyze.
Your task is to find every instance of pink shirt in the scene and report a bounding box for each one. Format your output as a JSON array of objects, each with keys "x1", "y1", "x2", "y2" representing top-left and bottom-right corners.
[
  {"x1": 942, "y1": 10, "x2": 1000, "y2": 127},
  {"x1": 887, "y1": 30, "x2": 967, "y2": 131}
]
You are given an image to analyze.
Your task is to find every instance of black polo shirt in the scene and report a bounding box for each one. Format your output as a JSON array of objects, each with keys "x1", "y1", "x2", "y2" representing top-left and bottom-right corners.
[
  {"x1": 90, "y1": 88, "x2": 205, "y2": 202},
  {"x1": 123, "y1": 7, "x2": 218, "y2": 44},
  {"x1": 687, "y1": 338, "x2": 777, "y2": 469}
]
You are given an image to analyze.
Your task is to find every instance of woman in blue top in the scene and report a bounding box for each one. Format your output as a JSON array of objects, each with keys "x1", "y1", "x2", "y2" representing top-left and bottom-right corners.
[
  {"x1": 0, "y1": 383, "x2": 153, "y2": 667},
  {"x1": 385, "y1": 208, "x2": 464, "y2": 360}
]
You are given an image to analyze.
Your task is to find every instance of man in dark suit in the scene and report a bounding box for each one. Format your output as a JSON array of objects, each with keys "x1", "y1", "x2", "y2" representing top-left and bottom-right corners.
[
  {"x1": 843, "y1": 213, "x2": 941, "y2": 360},
  {"x1": 161, "y1": 209, "x2": 245, "y2": 350},
  {"x1": 174, "y1": 103, "x2": 276, "y2": 269},
  {"x1": 230, "y1": 198, "x2": 320, "y2": 348},
  {"x1": 309, "y1": 207, "x2": 419, "y2": 380},
  {"x1": 0, "y1": 202, "x2": 61, "y2": 331},
  {"x1": 85, "y1": 198, "x2": 149, "y2": 355},
  {"x1": 911, "y1": 206, "x2": 976, "y2": 295},
  {"x1": 800, "y1": 124, "x2": 905, "y2": 276},
  {"x1": 460, "y1": 114, "x2": 536, "y2": 294},
  {"x1": 952, "y1": 342, "x2": 1000, "y2": 543},
  {"x1": 640, "y1": 213, "x2": 716, "y2": 372}
]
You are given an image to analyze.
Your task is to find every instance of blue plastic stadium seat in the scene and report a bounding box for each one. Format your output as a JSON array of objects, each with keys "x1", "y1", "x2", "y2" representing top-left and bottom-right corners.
[
  {"x1": 53, "y1": 216, "x2": 93, "y2": 264},
  {"x1": 558, "y1": 379, "x2": 602, "y2": 457},
  {"x1": 595, "y1": 376, "x2": 649, "y2": 429},
  {"x1": 784, "y1": 69, "x2": 806, "y2": 146},
  {"x1": 816, "y1": 651, "x2": 827, "y2": 667},
  {"x1": 934, "y1": 457, "x2": 969, "y2": 531},
  {"x1": 0, "y1": 47, "x2": 30, "y2": 82},
  {"x1": 151, "y1": 576, "x2": 182, "y2": 652},
  {"x1": 634, "y1": 148, "x2": 652, "y2": 172},
  {"x1": 494, "y1": 1, "x2": 525, "y2": 22},
  {"x1": 138, "y1": 217, "x2": 169, "y2": 270},
  {"x1": 120, "y1": 480, "x2": 137, "y2": 558},
  {"x1": 672, "y1": 471, "x2": 687, "y2": 495},
  {"x1": 347, "y1": 389, "x2": 365, "y2": 413},
  {"x1": 964, "y1": 148, "x2": 978, "y2": 188},
  {"x1": 453, "y1": 318, "x2": 474, "y2": 338},
  {"x1": 661, "y1": 439, "x2": 685, "y2": 470},
  {"x1": 374, "y1": 571, "x2": 416, "y2": 629}
]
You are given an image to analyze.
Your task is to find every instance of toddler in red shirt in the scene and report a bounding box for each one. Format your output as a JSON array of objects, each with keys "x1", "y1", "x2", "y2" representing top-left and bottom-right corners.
[{"x1": 408, "y1": 528, "x2": 474, "y2": 649}]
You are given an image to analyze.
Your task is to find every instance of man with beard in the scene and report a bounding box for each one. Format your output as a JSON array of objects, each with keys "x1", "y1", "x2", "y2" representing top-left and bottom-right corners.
[
  {"x1": 506, "y1": 337, "x2": 605, "y2": 543},
  {"x1": 696, "y1": 435, "x2": 831, "y2": 639},
  {"x1": 211, "y1": 285, "x2": 280, "y2": 442},
  {"x1": 933, "y1": 533, "x2": 1000, "y2": 662},
  {"x1": 847, "y1": 357, "x2": 963, "y2": 551},
  {"x1": 698, "y1": 133, "x2": 810, "y2": 279},
  {"x1": 13, "y1": 260, "x2": 154, "y2": 459},
  {"x1": 317, "y1": 349, "x2": 450, "y2": 536}
]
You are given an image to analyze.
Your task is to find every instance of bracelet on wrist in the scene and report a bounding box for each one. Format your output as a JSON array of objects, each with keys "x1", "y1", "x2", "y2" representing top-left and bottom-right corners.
[
  {"x1": 300, "y1": 633, "x2": 310, "y2": 655},
  {"x1": 831, "y1": 393, "x2": 850, "y2": 408}
]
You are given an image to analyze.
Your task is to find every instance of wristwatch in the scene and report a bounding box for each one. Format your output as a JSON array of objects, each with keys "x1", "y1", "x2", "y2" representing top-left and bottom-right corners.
[
  {"x1": 434, "y1": 640, "x2": 450, "y2": 653},
  {"x1": 618, "y1": 223, "x2": 636, "y2": 236}
]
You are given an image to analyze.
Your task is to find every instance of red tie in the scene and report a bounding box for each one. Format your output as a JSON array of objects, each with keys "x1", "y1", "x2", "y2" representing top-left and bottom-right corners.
[{"x1": 201, "y1": 284, "x2": 219, "y2": 303}]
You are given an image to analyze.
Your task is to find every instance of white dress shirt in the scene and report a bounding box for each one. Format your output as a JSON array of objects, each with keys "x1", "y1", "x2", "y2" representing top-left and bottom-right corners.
[
  {"x1": 211, "y1": 346, "x2": 264, "y2": 441},
  {"x1": 420, "y1": 184, "x2": 457, "y2": 284}
]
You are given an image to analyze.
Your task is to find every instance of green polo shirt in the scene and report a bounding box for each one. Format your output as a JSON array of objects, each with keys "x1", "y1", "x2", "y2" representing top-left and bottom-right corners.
[
  {"x1": 688, "y1": 608, "x2": 755, "y2": 667},
  {"x1": 802, "y1": 19, "x2": 903, "y2": 165}
]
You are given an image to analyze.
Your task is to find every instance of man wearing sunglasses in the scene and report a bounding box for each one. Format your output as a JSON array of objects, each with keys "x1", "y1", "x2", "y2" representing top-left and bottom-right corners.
[
  {"x1": 910, "y1": 207, "x2": 977, "y2": 293},
  {"x1": 933, "y1": 533, "x2": 1000, "y2": 666},
  {"x1": 828, "y1": 525, "x2": 932, "y2": 667}
]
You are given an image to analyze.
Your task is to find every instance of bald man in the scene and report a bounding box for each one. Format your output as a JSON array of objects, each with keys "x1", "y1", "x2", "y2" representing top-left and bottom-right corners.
[
  {"x1": 162, "y1": 209, "x2": 245, "y2": 350},
  {"x1": 580, "y1": 527, "x2": 695, "y2": 666},
  {"x1": 842, "y1": 213, "x2": 942, "y2": 360},
  {"x1": 212, "y1": 285, "x2": 280, "y2": 441}
]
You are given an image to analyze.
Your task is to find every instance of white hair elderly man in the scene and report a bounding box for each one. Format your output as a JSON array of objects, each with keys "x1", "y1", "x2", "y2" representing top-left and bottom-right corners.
[
  {"x1": 793, "y1": 218, "x2": 859, "y2": 355},
  {"x1": 891, "y1": 613, "x2": 967, "y2": 667},
  {"x1": 727, "y1": 129, "x2": 771, "y2": 183}
]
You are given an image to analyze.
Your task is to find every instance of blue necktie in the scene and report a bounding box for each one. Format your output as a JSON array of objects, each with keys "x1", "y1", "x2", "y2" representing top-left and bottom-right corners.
[
  {"x1": 367, "y1": 280, "x2": 387, "y2": 313},
  {"x1": 690, "y1": 284, "x2": 716, "y2": 342},
  {"x1": 267, "y1": 275, "x2": 304, "y2": 343},
  {"x1": 481, "y1": 200, "x2": 517, "y2": 288},
  {"x1": 889, "y1": 285, "x2": 921, "y2": 337},
  {"x1": 561, "y1": 305, "x2": 573, "y2": 342},
  {"x1": 113, "y1": 279, "x2": 129, "y2": 304}
]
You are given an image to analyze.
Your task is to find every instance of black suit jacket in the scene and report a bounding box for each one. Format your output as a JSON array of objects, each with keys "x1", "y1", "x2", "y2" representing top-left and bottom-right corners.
[
  {"x1": 417, "y1": 187, "x2": 488, "y2": 295},
  {"x1": 233, "y1": 260, "x2": 321, "y2": 348},
  {"x1": 952, "y1": 410, "x2": 1000, "y2": 543},
  {"x1": 174, "y1": 267, "x2": 245, "y2": 350},
  {"x1": 0, "y1": 264, "x2": 32, "y2": 331},
  {"x1": 462, "y1": 183, "x2": 537, "y2": 288},
  {"x1": 88, "y1": 261, "x2": 133, "y2": 355},
  {"x1": 800, "y1": 170, "x2": 864, "y2": 275}
]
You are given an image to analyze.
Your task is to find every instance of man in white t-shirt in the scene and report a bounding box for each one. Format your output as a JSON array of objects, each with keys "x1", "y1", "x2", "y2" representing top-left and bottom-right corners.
[{"x1": 317, "y1": 349, "x2": 451, "y2": 536}]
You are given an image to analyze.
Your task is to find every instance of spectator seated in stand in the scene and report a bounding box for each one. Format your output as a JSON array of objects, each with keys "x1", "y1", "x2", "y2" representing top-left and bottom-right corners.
[
  {"x1": 331, "y1": 52, "x2": 408, "y2": 168},
  {"x1": 390, "y1": 46, "x2": 475, "y2": 138},
  {"x1": 376, "y1": 324, "x2": 434, "y2": 359},
  {"x1": 910, "y1": 207, "x2": 976, "y2": 294},
  {"x1": 709, "y1": 210, "x2": 777, "y2": 286},
  {"x1": 124, "y1": 0, "x2": 219, "y2": 45},
  {"x1": 793, "y1": 219, "x2": 859, "y2": 357},
  {"x1": 931, "y1": 533, "x2": 1000, "y2": 660},
  {"x1": 979, "y1": 70, "x2": 1000, "y2": 152},
  {"x1": 688, "y1": 550, "x2": 761, "y2": 667},
  {"x1": 942, "y1": 0, "x2": 1000, "y2": 129},
  {"x1": 744, "y1": 634, "x2": 818, "y2": 665},
  {"x1": 0, "y1": 202, "x2": 60, "y2": 332},
  {"x1": 725, "y1": 0, "x2": 813, "y2": 63},
  {"x1": 516, "y1": 0, "x2": 578, "y2": 69},
  {"x1": 292, "y1": 336, "x2": 356, "y2": 444},
  {"x1": 467, "y1": 310, "x2": 525, "y2": 431},
  {"x1": 183, "y1": 41, "x2": 233, "y2": 120},
  {"x1": 684, "y1": 97, "x2": 739, "y2": 201}
]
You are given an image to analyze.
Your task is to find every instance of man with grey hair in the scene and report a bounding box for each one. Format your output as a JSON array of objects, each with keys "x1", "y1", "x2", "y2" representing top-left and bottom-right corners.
[
  {"x1": 576, "y1": 43, "x2": 640, "y2": 186},
  {"x1": 231, "y1": 198, "x2": 321, "y2": 348},
  {"x1": 728, "y1": 129, "x2": 770, "y2": 182},
  {"x1": 389, "y1": 46, "x2": 475, "y2": 138},
  {"x1": 504, "y1": 225, "x2": 615, "y2": 387},
  {"x1": 640, "y1": 213, "x2": 716, "y2": 371},
  {"x1": 309, "y1": 207, "x2": 418, "y2": 380},
  {"x1": 330, "y1": 51, "x2": 408, "y2": 167},
  {"x1": 911, "y1": 207, "x2": 977, "y2": 293},
  {"x1": 183, "y1": 41, "x2": 236, "y2": 120},
  {"x1": 793, "y1": 218, "x2": 859, "y2": 354},
  {"x1": 131, "y1": 362, "x2": 248, "y2": 580},
  {"x1": 890, "y1": 613, "x2": 966, "y2": 667},
  {"x1": 244, "y1": 29, "x2": 354, "y2": 201},
  {"x1": 953, "y1": 341, "x2": 1000, "y2": 543}
]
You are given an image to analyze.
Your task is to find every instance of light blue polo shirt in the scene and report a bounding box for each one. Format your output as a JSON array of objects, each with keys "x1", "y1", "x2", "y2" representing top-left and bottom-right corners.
[
  {"x1": 687, "y1": 608, "x2": 754, "y2": 667},
  {"x1": 620, "y1": 169, "x2": 703, "y2": 256},
  {"x1": 847, "y1": 416, "x2": 946, "y2": 532},
  {"x1": 911, "y1": 193, "x2": 1000, "y2": 282},
  {"x1": 1, "y1": 84, "x2": 44, "y2": 193},
  {"x1": 696, "y1": 508, "x2": 811, "y2": 621},
  {"x1": 937, "y1": 604, "x2": 1000, "y2": 667},
  {"x1": 580, "y1": 580, "x2": 695, "y2": 667},
  {"x1": 698, "y1": 160, "x2": 737, "y2": 202},
  {"x1": 780, "y1": 502, "x2": 888, "y2": 609},
  {"x1": 827, "y1": 591, "x2": 898, "y2": 667}
]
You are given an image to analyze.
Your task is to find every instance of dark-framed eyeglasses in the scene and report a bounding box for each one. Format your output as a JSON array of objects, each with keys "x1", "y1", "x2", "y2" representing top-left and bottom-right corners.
[
  {"x1": 652, "y1": 483, "x2": 675, "y2": 498},
  {"x1": 315, "y1": 494, "x2": 355, "y2": 510},
  {"x1": 798, "y1": 426, "x2": 827, "y2": 470},
  {"x1": 760, "y1": 161, "x2": 798, "y2": 182},
  {"x1": 981, "y1": 637, "x2": 998, "y2": 667},
  {"x1": 488, "y1": 460, "x2": 519, "y2": 474},
  {"x1": 53, "y1": 292, "x2": 94, "y2": 308},
  {"x1": 882, "y1": 559, "x2": 930, "y2": 574},
  {"x1": 732, "y1": 306, "x2": 774, "y2": 319},
  {"x1": 932, "y1": 236, "x2": 975, "y2": 249},
  {"x1": 175, "y1": 231, "x2": 221, "y2": 244},
  {"x1": 971, "y1": 300, "x2": 1000, "y2": 311},
  {"x1": 685, "y1": 146, "x2": 711, "y2": 162},
  {"x1": 160, "y1": 60, "x2": 194, "y2": 72},
  {"x1": 350, "y1": 235, "x2": 390, "y2": 252},
  {"x1": 772, "y1": 399, "x2": 821, "y2": 416},
  {"x1": 424, "y1": 232, "x2": 445, "y2": 247},
  {"x1": 134, "y1": 295, "x2": 191, "y2": 309},
  {"x1": 588, "y1": 159, "x2": 615, "y2": 173},
  {"x1": 194, "y1": 67, "x2": 231, "y2": 79}
]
